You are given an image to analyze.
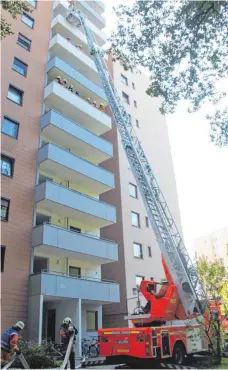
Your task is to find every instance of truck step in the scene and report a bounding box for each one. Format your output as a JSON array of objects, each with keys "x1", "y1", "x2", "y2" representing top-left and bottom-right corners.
[{"x1": 161, "y1": 363, "x2": 196, "y2": 369}]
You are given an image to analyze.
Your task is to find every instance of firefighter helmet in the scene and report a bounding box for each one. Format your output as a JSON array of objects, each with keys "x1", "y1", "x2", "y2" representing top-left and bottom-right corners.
[
  {"x1": 15, "y1": 321, "x2": 25, "y2": 330},
  {"x1": 63, "y1": 317, "x2": 72, "y2": 325}
]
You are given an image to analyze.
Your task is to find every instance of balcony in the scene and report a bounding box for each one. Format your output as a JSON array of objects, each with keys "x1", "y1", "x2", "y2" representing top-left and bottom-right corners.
[
  {"x1": 44, "y1": 81, "x2": 111, "y2": 135},
  {"x1": 47, "y1": 56, "x2": 107, "y2": 105},
  {"x1": 53, "y1": 1, "x2": 106, "y2": 46},
  {"x1": 35, "y1": 181, "x2": 116, "y2": 228},
  {"x1": 29, "y1": 272, "x2": 120, "y2": 303},
  {"x1": 41, "y1": 110, "x2": 113, "y2": 164},
  {"x1": 32, "y1": 224, "x2": 118, "y2": 264},
  {"x1": 38, "y1": 143, "x2": 114, "y2": 195},
  {"x1": 49, "y1": 34, "x2": 101, "y2": 86},
  {"x1": 75, "y1": 0, "x2": 106, "y2": 30},
  {"x1": 89, "y1": 1, "x2": 105, "y2": 15}
]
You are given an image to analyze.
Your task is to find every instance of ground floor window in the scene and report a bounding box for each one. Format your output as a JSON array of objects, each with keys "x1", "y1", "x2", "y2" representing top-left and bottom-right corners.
[{"x1": 86, "y1": 311, "x2": 98, "y2": 331}]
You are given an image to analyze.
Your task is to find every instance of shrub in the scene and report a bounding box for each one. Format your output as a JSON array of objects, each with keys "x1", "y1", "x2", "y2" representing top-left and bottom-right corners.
[{"x1": 14, "y1": 339, "x2": 61, "y2": 369}]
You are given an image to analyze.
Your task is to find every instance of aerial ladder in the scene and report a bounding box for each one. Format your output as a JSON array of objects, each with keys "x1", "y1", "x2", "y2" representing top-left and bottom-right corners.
[{"x1": 67, "y1": 3, "x2": 208, "y2": 321}]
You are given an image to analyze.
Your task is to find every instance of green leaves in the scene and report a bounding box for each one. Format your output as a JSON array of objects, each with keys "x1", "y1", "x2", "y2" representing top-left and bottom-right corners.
[
  {"x1": 110, "y1": 0, "x2": 228, "y2": 146},
  {"x1": 1, "y1": 0, "x2": 32, "y2": 39}
]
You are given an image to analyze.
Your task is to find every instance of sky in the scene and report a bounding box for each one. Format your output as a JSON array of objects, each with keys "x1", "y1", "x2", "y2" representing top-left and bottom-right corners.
[{"x1": 103, "y1": 0, "x2": 228, "y2": 251}]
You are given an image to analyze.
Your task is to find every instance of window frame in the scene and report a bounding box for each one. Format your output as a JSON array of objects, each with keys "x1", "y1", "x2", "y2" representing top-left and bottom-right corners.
[
  {"x1": 7, "y1": 85, "x2": 24, "y2": 106},
  {"x1": 135, "y1": 275, "x2": 144, "y2": 289},
  {"x1": 1, "y1": 246, "x2": 6, "y2": 272},
  {"x1": 121, "y1": 74, "x2": 128, "y2": 86},
  {"x1": 122, "y1": 91, "x2": 130, "y2": 105},
  {"x1": 21, "y1": 12, "x2": 35, "y2": 29},
  {"x1": 86, "y1": 310, "x2": 98, "y2": 332},
  {"x1": 17, "y1": 33, "x2": 32, "y2": 51},
  {"x1": 1, "y1": 198, "x2": 10, "y2": 222},
  {"x1": 12, "y1": 57, "x2": 28, "y2": 77},
  {"x1": 1, "y1": 116, "x2": 19, "y2": 139},
  {"x1": 70, "y1": 226, "x2": 81, "y2": 234},
  {"x1": 134, "y1": 242, "x2": 143, "y2": 259},
  {"x1": 129, "y1": 183, "x2": 138, "y2": 198},
  {"x1": 148, "y1": 246, "x2": 152, "y2": 257},
  {"x1": 131, "y1": 211, "x2": 140, "y2": 227},
  {"x1": 1, "y1": 154, "x2": 15, "y2": 178}
]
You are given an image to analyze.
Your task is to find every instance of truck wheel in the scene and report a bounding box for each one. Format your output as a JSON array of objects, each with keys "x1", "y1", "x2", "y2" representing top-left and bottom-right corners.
[{"x1": 172, "y1": 342, "x2": 186, "y2": 365}]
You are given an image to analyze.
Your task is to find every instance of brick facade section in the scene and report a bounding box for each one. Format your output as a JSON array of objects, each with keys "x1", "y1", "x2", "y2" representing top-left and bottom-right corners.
[{"x1": 1, "y1": 2, "x2": 53, "y2": 332}]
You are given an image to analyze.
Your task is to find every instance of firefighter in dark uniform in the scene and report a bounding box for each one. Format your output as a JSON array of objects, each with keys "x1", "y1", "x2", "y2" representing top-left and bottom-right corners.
[
  {"x1": 1, "y1": 321, "x2": 24, "y2": 367},
  {"x1": 60, "y1": 317, "x2": 78, "y2": 369}
]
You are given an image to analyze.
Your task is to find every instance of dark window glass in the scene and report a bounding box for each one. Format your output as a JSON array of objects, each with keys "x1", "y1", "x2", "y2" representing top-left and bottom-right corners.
[
  {"x1": 1, "y1": 117, "x2": 19, "y2": 139},
  {"x1": 1, "y1": 246, "x2": 6, "y2": 272},
  {"x1": 145, "y1": 216, "x2": 149, "y2": 227},
  {"x1": 1, "y1": 155, "x2": 14, "y2": 177},
  {"x1": 121, "y1": 74, "x2": 128, "y2": 85},
  {"x1": 12, "y1": 58, "x2": 28, "y2": 76},
  {"x1": 17, "y1": 33, "x2": 31, "y2": 51},
  {"x1": 70, "y1": 226, "x2": 81, "y2": 233},
  {"x1": 136, "y1": 119, "x2": 139, "y2": 128},
  {"x1": 132, "y1": 82, "x2": 135, "y2": 89},
  {"x1": 86, "y1": 311, "x2": 98, "y2": 331},
  {"x1": 148, "y1": 246, "x2": 152, "y2": 257},
  {"x1": 69, "y1": 266, "x2": 81, "y2": 277},
  {"x1": 21, "y1": 12, "x2": 34, "y2": 28},
  {"x1": 122, "y1": 91, "x2": 130, "y2": 104},
  {"x1": 1, "y1": 198, "x2": 10, "y2": 221},
  {"x1": 134, "y1": 100, "x2": 137, "y2": 108},
  {"x1": 7, "y1": 85, "x2": 23, "y2": 105}
]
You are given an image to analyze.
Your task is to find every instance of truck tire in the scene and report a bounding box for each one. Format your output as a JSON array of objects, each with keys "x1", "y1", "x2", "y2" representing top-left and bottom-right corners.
[{"x1": 172, "y1": 342, "x2": 186, "y2": 365}]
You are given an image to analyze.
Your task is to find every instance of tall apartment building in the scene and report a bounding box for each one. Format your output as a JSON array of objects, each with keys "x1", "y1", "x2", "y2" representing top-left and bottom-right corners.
[
  {"x1": 101, "y1": 61, "x2": 183, "y2": 328},
  {"x1": 193, "y1": 227, "x2": 228, "y2": 267},
  {"x1": 1, "y1": 0, "x2": 120, "y2": 354}
]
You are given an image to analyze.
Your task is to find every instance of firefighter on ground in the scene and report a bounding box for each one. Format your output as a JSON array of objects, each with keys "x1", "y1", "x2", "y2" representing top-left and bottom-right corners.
[
  {"x1": 60, "y1": 317, "x2": 78, "y2": 370},
  {"x1": 1, "y1": 321, "x2": 24, "y2": 367}
]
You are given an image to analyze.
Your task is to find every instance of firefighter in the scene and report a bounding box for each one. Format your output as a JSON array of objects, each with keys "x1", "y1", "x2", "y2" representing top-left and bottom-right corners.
[
  {"x1": 68, "y1": 85, "x2": 74, "y2": 92},
  {"x1": 56, "y1": 76, "x2": 61, "y2": 84},
  {"x1": 1, "y1": 321, "x2": 24, "y2": 367},
  {"x1": 151, "y1": 281, "x2": 169, "y2": 299},
  {"x1": 92, "y1": 101, "x2": 97, "y2": 108},
  {"x1": 60, "y1": 317, "x2": 78, "y2": 370},
  {"x1": 63, "y1": 79, "x2": 67, "y2": 88}
]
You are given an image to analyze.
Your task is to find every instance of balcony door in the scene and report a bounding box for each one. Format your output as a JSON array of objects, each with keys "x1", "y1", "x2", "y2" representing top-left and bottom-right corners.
[
  {"x1": 34, "y1": 256, "x2": 49, "y2": 274},
  {"x1": 47, "y1": 309, "x2": 56, "y2": 343}
]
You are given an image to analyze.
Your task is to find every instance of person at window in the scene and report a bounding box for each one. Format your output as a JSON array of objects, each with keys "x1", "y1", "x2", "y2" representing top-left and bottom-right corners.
[
  {"x1": 67, "y1": 37, "x2": 71, "y2": 42},
  {"x1": 68, "y1": 85, "x2": 74, "y2": 92},
  {"x1": 87, "y1": 98, "x2": 91, "y2": 104},
  {"x1": 63, "y1": 79, "x2": 67, "y2": 88},
  {"x1": 60, "y1": 317, "x2": 78, "y2": 369},
  {"x1": 78, "y1": 45, "x2": 83, "y2": 52},
  {"x1": 75, "y1": 90, "x2": 80, "y2": 96},
  {"x1": 99, "y1": 103, "x2": 105, "y2": 112},
  {"x1": 56, "y1": 76, "x2": 62, "y2": 84},
  {"x1": 1, "y1": 321, "x2": 24, "y2": 366},
  {"x1": 92, "y1": 101, "x2": 97, "y2": 108}
]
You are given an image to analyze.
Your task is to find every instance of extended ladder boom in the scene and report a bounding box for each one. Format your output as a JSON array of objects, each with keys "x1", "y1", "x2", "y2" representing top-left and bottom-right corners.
[{"x1": 67, "y1": 4, "x2": 207, "y2": 317}]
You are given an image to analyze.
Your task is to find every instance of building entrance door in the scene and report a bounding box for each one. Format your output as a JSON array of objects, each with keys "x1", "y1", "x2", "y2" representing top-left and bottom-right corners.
[{"x1": 47, "y1": 309, "x2": 56, "y2": 342}]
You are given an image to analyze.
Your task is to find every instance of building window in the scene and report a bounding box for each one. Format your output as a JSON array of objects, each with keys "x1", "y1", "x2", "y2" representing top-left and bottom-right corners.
[
  {"x1": 69, "y1": 266, "x2": 81, "y2": 278},
  {"x1": 70, "y1": 226, "x2": 81, "y2": 233},
  {"x1": 121, "y1": 74, "x2": 128, "y2": 85},
  {"x1": 129, "y1": 183, "x2": 138, "y2": 198},
  {"x1": 1, "y1": 155, "x2": 14, "y2": 177},
  {"x1": 1, "y1": 198, "x2": 10, "y2": 222},
  {"x1": 136, "y1": 119, "x2": 139, "y2": 128},
  {"x1": 134, "y1": 100, "x2": 137, "y2": 108},
  {"x1": 132, "y1": 82, "x2": 135, "y2": 89},
  {"x1": 128, "y1": 114, "x2": 131, "y2": 123},
  {"x1": 136, "y1": 275, "x2": 144, "y2": 289},
  {"x1": 33, "y1": 256, "x2": 49, "y2": 273},
  {"x1": 122, "y1": 92, "x2": 129, "y2": 105},
  {"x1": 17, "y1": 33, "x2": 31, "y2": 51},
  {"x1": 27, "y1": 0, "x2": 37, "y2": 8},
  {"x1": 1, "y1": 246, "x2": 6, "y2": 272},
  {"x1": 1, "y1": 117, "x2": 19, "y2": 139},
  {"x1": 148, "y1": 246, "x2": 152, "y2": 257},
  {"x1": 21, "y1": 12, "x2": 34, "y2": 28},
  {"x1": 134, "y1": 242, "x2": 143, "y2": 259},
  {"x1": 131, "y1": 211, "x2": 140, "y2": 227},
  {"x1": 12, "y1": 58, "x2": 28, "y2": 76},
  {"x1": 86, "y1": 311, "x2": 98, "y2": 331},
  {"x1": 7, "y1": 85, "x2": 23, "y2": 105},
  {"x1": 128, "y1": 159, "x2": 131, "y2": 170},
  {"x1": 145, "y1": 216, "x2": 149, "y2": 227}
]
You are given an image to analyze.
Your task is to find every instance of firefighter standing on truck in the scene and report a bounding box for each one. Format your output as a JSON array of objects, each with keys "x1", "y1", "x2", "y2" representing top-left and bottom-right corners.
[
  {"x1": 1, "y1": 321, "x2": 24, "y2": 367},
  {"x1": 60, "y1": 317, "x2": 78, "y2": 369}
]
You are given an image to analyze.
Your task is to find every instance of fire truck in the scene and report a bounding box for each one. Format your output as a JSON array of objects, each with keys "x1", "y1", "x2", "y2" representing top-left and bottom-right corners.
[{"x1": 67, "y1": 3, "x2": 215, "y2": 366}]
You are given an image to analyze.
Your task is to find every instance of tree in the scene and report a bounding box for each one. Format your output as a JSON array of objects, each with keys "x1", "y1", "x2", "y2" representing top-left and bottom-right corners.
[
  {"x1": 110, "y1": 1, "x2": 228, "y2": 146},
  {"x1": 1, "y1": 0, "x2": 32, "y2": 39},
  {"x1": 196, "y1": 257, "x2": 228, "y2": 360}
]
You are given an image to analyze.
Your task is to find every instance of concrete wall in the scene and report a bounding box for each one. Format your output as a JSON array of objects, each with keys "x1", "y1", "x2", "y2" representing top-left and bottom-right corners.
[
  {"x1": 101, "y1": 58, "x2": 183, "y2": 326},
  {"x1": 1, "y1": 1, "x2": 53, "y2": 331}
]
